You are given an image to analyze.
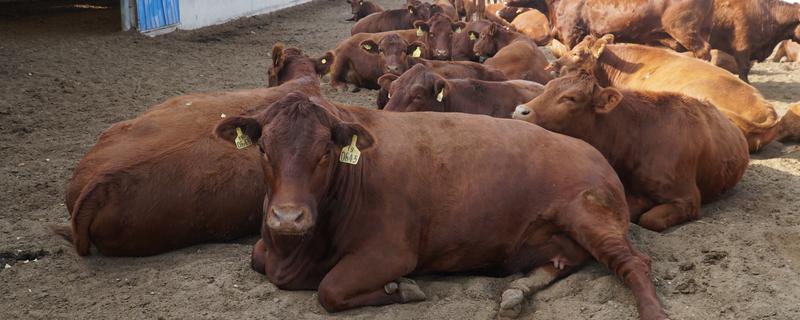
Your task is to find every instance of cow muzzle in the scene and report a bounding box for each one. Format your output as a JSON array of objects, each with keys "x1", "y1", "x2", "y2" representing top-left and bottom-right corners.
[
  {"x1": 433, "y1": 49, "x2": 449, "y2": 59},
  {"x1": 385, "y1": 65, "x2": 402, "y2": 74},
  {"x1": 512, "y1": 105, "x2": 534, "y2": 121},
  {"x1": 267, "y1": 205, "x2": 314, "y2": 235}
]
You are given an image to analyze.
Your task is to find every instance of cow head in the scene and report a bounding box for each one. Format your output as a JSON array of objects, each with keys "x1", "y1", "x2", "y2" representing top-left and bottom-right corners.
[
  {"x1": 547, "y1": 34, "x2": 614, "y2": 77},
  {"x1": 214, "y1": 93, "x2": 375, "y2": 241},
  {"x1": 407, "y1": 0, "x2": 433, "y2": 22},
  {"x1": 473, "y1": 22, "x2": 501, "y2": 59},
  {"x1": 512, "y1": 71, "x2": 622, "y2": 135},
  {"x1": 452, "y1": 20, "x2": 492, "y2": 61},
  {"x1": 414, "y1": 13, "x2": 466, "y2": 60},
  {"x1": 360, "y1": 34, "x2": 427, "y2": 75},
  {"x1": 347, "y1": 0, "x2": 366, "y2": 18},
  {"x1": 380, "y1": 64, "x2": 448, "y2": 112},
  {"x1": 268, "y1": 43, "x2": 319, "y2": 87},
  {"x1": 314, "y1": 51, "x2": 335, "y2": 77}
]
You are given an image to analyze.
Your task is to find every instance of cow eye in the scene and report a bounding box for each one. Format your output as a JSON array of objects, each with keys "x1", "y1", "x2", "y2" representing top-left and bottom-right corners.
[
  {"x1": 258, "y1": 144, "x2": 265, "y2": 154},
  {"x1": 560, "y1": 96, "x2": 577, "y2": 103}
]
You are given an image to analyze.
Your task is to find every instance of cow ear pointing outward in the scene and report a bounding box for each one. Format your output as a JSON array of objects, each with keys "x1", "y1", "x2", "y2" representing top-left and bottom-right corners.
[
  {"x1": 272, "y1": 43, "x2": 285, "y2": 68},
  {"x1": 433, "y1": 78, "x2": 449, "y2": 102},
  {"x1": 593, "y1": 87, "x2": 622, "y2": 114},
  {"x1": 360, "y1": 40, "x2": 379, "y2": 54},
  {"x1": 332, "y1": 123, "x2": 375, "y2": 152},
  {"x1": 214, "y1": 116, "x2": 262, "y2": 149},
  {"x1": 592, "y1": 34, "x2": 613, "y2": 58}
]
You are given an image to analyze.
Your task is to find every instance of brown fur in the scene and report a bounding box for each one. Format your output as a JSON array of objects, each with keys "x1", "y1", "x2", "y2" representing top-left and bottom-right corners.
[
  {"x1": 216, "y1": 92, "x2": 666, "y2": 319},
  {"x1": 351, "y1": 0, "x2": 432, "y2": 35},
  {"x1": 510, "y1": 9, "x2": 551, "y2": 45},
  {"x1": 474, "y1": 22, "x2": 553, "y2": 84},
  {"x1": 778, "y1": 103, "x2": 800, "y2": 142},
  {"x1": 451, "y1": 20, "x2": 493, "y2": 61},
  {"x1": 771, "y1": 40, "x2": 800, "y2": 62},
  {"x1": 513, "y1": 72, "x2": 749, "y2": 231},
  {"x1": 432, "y1": 0, "x2": 459, "y2": 20},
  {"x1": 496, "y1": 6, "x2": 533, "y2": 22},
  {"x1": 346, "y1": 0, "x2": 384, "y2": 22},
  {"x1": 413, "y1": 13, "x2": 466, "y2": 60}
]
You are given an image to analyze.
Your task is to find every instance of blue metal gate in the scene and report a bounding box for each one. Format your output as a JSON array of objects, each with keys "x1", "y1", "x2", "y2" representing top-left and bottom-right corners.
[{"x1": 137, "y1": 0, "x2": 180, "y2": 32}]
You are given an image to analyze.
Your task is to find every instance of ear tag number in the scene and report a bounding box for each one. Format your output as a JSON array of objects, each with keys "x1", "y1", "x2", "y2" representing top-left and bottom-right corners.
[
  {"x1": 339, "y1": 135, "x2": 361, "y2": 165},
  {"x1": 412, "y1": 47, "x2": 422, "y2": 58},
  {"x1": 235, "y1": 127, "x2": 253, "y2": 150},
  {"x1": 416, "y1": 27, "x2": 424, "y2": 37},
  {"x1": 436, "y1": 89, "x2": 444, "y2": 102},
  {"x1": 469, "y1": 33, "x2": 477, "y2": 41}
]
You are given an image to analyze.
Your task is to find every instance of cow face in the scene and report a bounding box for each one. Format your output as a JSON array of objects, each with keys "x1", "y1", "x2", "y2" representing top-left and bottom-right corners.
[
  {"x1": 360, "y1": 34, "x2": 427, "y2": 75},
  {"x1": 413, "y1": 14, "x2": 466, "y2": 60},
  {"x1": 547, "y1": 34, "x2": 614, "y2": 77},
  {"x1": 214, "y1": 93, "x2": 375, "y2": 237},
  {"x1": 268, "y1": 43, "x2": 319, "y2": 87},
  {"x1": 348, "y1": 0, "x2": 365, "y2": 17},
  {"x1": 473, "y1": 22, "x2": 499, "y2": 59},
  {"x1": 380, "y1": 64, "x2": 447, "y2": 112},
  {"x1": 407, "y1": 0, "x2": 433, "y2": 22},
  {"x1": 512, "y1": 72, "x2": 621, "y2": 134}
]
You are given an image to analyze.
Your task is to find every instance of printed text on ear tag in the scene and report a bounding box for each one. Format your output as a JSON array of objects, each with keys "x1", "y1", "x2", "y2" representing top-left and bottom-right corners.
[
  {"x1": 416, "y1": 27, "x2": 424, "y2": 37},
  {"x1": 412, "y1": 47, "x2": 422, "y2": 58},
  {"x1": 339, "y1": 135, "x2": 361, "y2": 165},
  {"x1": 235, "y1": 127, "x2": 253, "y2": 150},
  {"x1": 436, "y1": 89, "x2": 444, "y2": 102}
]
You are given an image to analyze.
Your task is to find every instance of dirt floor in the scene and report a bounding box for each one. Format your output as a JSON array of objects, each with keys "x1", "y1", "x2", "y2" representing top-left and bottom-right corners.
[{"x1": 1, "y1": 0, "x2": 800, "y2": 319}]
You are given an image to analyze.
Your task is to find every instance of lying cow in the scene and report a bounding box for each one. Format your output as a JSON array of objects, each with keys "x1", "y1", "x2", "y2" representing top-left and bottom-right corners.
[
  {"x1": 513, "y1": 71, "x2": 749, "y2": 231},
  {"x1": 380, "y1": 63, "x2": 542, "y2": 117},
  {"x1": 778, "y1": 103, "x2": 800, "y2": 143},
  {"x1": 321, "y1": 32, "x2": 425, "y2": 91},
  {"x1": 413, "y1": 13, "x2": 466, "y2": 60},
  {"x1": 496, "y1": 6, "x2": 532, "y2": 22},
  {"x1": 376, "y1": 58, "x2": 508, "y2": 108},
  {"x1": 56, "y1": 44, "x2": 320, "y2": 256},
  {"x1": 551, "y1": 0, "x2": 713, "y2": 60},
  {"x1": 710, "y1": 0, "x2": 800, "y2": 81},
  {"x1": 510, "y1": 9, "x2": 551, "y2": 45},
  {"x1": 550, "y1": 34, "x2": 782, "y2": 152},
  {"x1": 346, "y1": 0, "x2": 384, "y2": 22},
  {"x1": 351, "y1": 0, "x2": 432, "y2": 34},
  {"x1": 771, "y1": 40, "x2": 800, "y2": 63},
  {"x1": 473, "y1": 22, "x2": 553, "y2": 84},
  {"x1": 216, "y1": 92, "x2": 666, "y2": 320}
]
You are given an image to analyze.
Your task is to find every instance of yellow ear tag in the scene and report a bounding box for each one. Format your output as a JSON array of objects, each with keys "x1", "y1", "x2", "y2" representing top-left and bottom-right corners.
[
  {"x1": 412, "y1": 47, "x2": 422, "y2": 58},
  {"x1": 235, "y1": 127, "x2": 253, "y2": 150},
  {"x1": 416, "y1": 27, "x2": 424, "y2": 37},
  {"x1": 455, "y1": 27, "x2": 462, "y2": 33},
  {"x1": 436, "y1": 89, "x2": 444, "y2": 102},
  {"x1": 469, "y1": 33, "x2": 477, "y2": 41},
  {"x1": 321, "y1": 58, "x2": 327, "y2": 64},
  {"x1": 339, "y1": 135, "x2": 361, "y2": 165},
  {"x1": 363, "y1": 44, "x2": 372, "y2": 50},
  {"x1": 409, "y1": 9, "x2": 414, "y2": 14}
]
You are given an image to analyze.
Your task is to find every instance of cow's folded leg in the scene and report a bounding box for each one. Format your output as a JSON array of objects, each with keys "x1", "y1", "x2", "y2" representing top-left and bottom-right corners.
[
  {"x1": 317, "y1": 252, "x2": 418, "y2": 312},
  {"x1": 637, "y1": 190, "x2": 699, "y2": 232}
]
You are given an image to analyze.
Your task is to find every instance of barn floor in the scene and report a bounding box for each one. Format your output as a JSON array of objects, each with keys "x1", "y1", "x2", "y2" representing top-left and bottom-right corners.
[{"x1": 1, "y1": 0, "x2": 800, "y2": 319}]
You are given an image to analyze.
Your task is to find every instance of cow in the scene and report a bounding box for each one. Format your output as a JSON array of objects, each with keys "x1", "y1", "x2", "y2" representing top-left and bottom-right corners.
[
  {"x1": 54, "y1": 44, "x2": 321, "y2": 256},
  {"x1": 710, "y1": 0, "x2": 800, "y2": 82},
  {"x1": 320, "y1": 32, "x2": 426, "y2": 91},
  {"x1": 432, "y1": 0, "x2": 460, "y2": 20},
  {"x1": 413, "y1": 13, "x2": 467, "y2": 60},
  {"x1": 473, "y1": 22, "x2": 553, "y2": 84},
  {"x1": 512, "y1": 71, "x2": 749, "y2": 231},
  {"x1": 346, "y1": 0, "x2": 384, "y2": 22},
  {"x1": 451, "y1": 19, "x2": 493, "y2": 61},
  {"x1": 771, "y1": 40, "x2": 800, "y2": 63},
  {"x1": 215, "y1": 91, "x2": 667, "y2": 320},
  {"x1": 376, "y1": 59, "x2": 508, "y2": 108},
  {"x1": 379, "y1": 64, "x2": 542, "y2": 116},
  {"x1": 549, "y1": 34, "x2": 781, "y2": 152},
  {"x1": 778, "y1": 103, "x2": 800, "y2": 142},
  {"x1": 464, "y1": 0, "x2": 515, "y2": 26},
  {"x1": 496, "y1": 6, "x2": 533, "y2": 22},
  {"x1": 504, "y1": 0, "x2": 549, "y2": 17},
  {"x1": 550, "y1": 0, "x2": 713, "y2": 60},
  {"x1": 510, "y1": 9, "x2": 551, "y2": 45},
  {"x1": 351, "y1": 0, "x2": 432, "y2": 35}
]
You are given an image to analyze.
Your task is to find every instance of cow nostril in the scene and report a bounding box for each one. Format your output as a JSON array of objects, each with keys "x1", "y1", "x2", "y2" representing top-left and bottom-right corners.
[
  {"x1": 521, "y1": 109, "x2": 530, "y2": 115},
  {"x1": 294, "y1": 212, "x2": 305, "y2": 223}
]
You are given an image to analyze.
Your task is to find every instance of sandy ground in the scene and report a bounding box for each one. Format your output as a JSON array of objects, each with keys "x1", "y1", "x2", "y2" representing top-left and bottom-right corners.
[{"x1": 1, "y1": 0, "x2": 800, "y2": 319}]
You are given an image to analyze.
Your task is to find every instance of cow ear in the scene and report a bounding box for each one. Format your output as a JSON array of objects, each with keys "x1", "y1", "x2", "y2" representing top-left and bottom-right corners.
[
  {"x1": 271, "y1": 43, "x2": 285, "y2": 68},
  {"x1": 413, "y1": 20, "x2": 430, "y2": 33},
  {"x1": 378, "y1": 73, "x2": 399, "y2": 91},
  {"x1": 407, "y1": 41, "x2": 427, "y2": 58},
  {"x1": 408, "y1": 4, "x2": 415, "y2": 15},
  {"x1": 315, "y1": 51, "x2": 334, "y2": 75},
  {"x1": 453, "y1": 21, "x2": 466, "y2": 33},
  {"x1": 214, "y1": 116, "x2": 262, "y2": 148},
  {"x1": 487, "y1": 22, "x2": 497, "y2": 35},
  {"x1": 433, "y1": 78, "x2": 449, "y2": 102},
  {"x1": 331, "y1": 123, "x2": 375, "y2": 152},
  {"x1": 360, "y1": 40, "x2": 379, "y2": 54},
  {"x1": 592, "y1": 34, "x2": 613, "y2": 58},
  {"x1": 593, "y1": 87, "x2": 622, "y2": 114}
]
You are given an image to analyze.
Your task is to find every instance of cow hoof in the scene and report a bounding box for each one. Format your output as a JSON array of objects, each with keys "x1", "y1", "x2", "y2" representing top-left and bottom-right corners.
[
  {"x1": 396, "y1": 278, "x2": 426, "y2": 303},
  {"x1": 384, "y1": 281, "x2": 399, "y2": 294},
  {"x1": 498, "y1": 288, "x2": 523, "y2": 319}
]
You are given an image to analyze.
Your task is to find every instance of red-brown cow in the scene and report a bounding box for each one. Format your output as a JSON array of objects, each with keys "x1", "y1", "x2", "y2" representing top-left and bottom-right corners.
[
  {"x1": 771, "y1": 40, "x2": 800, "y2": 63},
  {"x1": 321, "y1": 32, "x2": 426, "y2": 91},
  {"x1": 380, "y1": 63, "x2": 542, "y2": 117},
  {"x1": 496, "y1": 6, "x2": 533, "y2": 22},
  {"x1": 510, "y1": 9, "x2": 551, "y2": 45},
  {"x1": 778, "y1": 103, "x2": 800, "y2": 142},
  {"x1": 55, "y1": 44, "x2": 321, "y2": 256},
  {"x1": 216, "y1": 92, "x2": 666, "y2": 320},
  {"x1": 413, "y1": 13, "x2": 467, "y2": 60},
  {"x1": 375, "y1": 58, "x2": 508, "y2": 108},
  {"x1": 432, "y1": 0, "x2": 460, "y2": 20},
  {"x1": 451, "y1": 19, "x2": 493, "y2": 61},
  {"x1": 513, "y1": 71, "x2": 749, "y2": 231},
  {"x1": 473, "y1": 22, "x2": 553, "y2": 84},
  {"x1": 710, "y1": 0, "x2": 800, "y2": 81},
  {"x1": 351, "y1": 0, "x2": 432, "y2": 34},
  {"x1": 346, "y1": 0, "x2": 384, "y2": 22},
  {"x1": 551, "y1": 0, "x2": 713, "y2": 60}
]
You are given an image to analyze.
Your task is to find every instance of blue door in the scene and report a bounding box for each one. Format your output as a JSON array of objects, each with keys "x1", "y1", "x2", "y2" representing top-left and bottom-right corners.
[{"x1": 137, "y1": 0, "x2": 180, "y2": 32}]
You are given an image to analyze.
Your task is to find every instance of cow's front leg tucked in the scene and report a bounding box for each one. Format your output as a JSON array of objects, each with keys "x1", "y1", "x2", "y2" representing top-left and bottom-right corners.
[{"x1": 317, "y1": 251, "x2": 420, "y2": 312}]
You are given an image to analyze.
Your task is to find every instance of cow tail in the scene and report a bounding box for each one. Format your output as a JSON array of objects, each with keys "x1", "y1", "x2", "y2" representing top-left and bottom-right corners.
[
  {"x1": 718, "y1": 108, "x2": 780, "y2": 152},
  {"x1": 70, "y1": 177, "x2": 111, "y2": 256},
  {"x1": 49, "y1": 224, "x2": 73, "y2": 243}
]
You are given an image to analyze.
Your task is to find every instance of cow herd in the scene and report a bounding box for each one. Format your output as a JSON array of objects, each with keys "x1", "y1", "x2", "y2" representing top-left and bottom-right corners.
[{"x1": 54, "y1": 0, "x2": 800, "y2": 319}]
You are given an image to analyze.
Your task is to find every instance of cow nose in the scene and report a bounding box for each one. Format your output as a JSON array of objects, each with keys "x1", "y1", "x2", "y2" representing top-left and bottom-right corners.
[
  {"x1": 435, "y1": 49, "x2": 448, "y2": 56},
  {"x1": 268, "y1": 205, "x2": 312, "y2": 234},
  {"x1": 385, "y1": 65, "x2": 400, "y2": 74},
  {"x1": 513, "y1": 105, "x2": 532, "y2": 119}
]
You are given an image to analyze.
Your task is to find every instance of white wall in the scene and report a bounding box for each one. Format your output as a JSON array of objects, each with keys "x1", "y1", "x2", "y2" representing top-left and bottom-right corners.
[{"x1": 178, "y1": 0, "x2": 312, "y2": 30}]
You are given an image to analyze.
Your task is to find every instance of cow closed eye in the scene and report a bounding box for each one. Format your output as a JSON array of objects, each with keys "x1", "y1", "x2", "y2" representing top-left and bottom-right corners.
[{"x1": 559, "y1": 96, "x2": 577, "y2": 103}]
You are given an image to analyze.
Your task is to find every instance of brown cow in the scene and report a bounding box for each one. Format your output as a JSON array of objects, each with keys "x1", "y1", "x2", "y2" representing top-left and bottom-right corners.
[
  {"x1": 510, "y1": 9, "x2": 551, "y2": 45},
  {"x1": 451, "y1": 19, "x2": 493, "y2": 61},
  {"x1": 504, "y1": 0, "x2": 549, "y2": 17},
  {"x1": 513, "y1": 71, "x2": 749, "y2": 231},
  {"x1": 710, "y1": 0, "x2": 800, "y2": 81},
  {"x1": 550, "y1": 35, "x2": 781, "y2": 152},
  {"x1": 496, "y1": 6, "x2": 533, "y2": 22},
  {"x1": 376, "y1": 58, "x2": 508, "y2": 108},
  {"x1": 321, "y1": 32, "x2": 426, "y2": 91},
  {"x1": 771, "y1": 40, "x2": 800, "y2": 63},
  {"x1": 56, "y1": 44, "x2": 320, "y2": 256},
  {"x1": 346, "y1": 0, "x2": 384, "y2": 22},
  {"x1": 380, "y1": 63, "x2": 542, "y2": 116},
  {"x1": 351, "y1": 0, "x2": 432, "y2": 35},
  {"x1": 432, "y1": 0, "x2": 460, "y2": 20},
  {"x1": 778, "y1": 103, "x2": 800, "y2": 142},
  {"x1": 473, "y1": 22, "x2": 553, "y2": 84},
  {"x1": 551, "y1": 0, "x2": 713, "y2": 60},
  {"x1": 216, "y1": 92, "x2": 666, "y2": 320},
  {"x1": 413, "y1": 13, "x2": 467, "y2": 60}
]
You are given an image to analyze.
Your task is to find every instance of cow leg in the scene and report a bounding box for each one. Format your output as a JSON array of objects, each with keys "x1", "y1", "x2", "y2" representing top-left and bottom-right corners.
[
  {"x1": 250, "y1": 238, "x2": 267, "y2": 274},
  {"x1": 559, "y1": 190, "x2": 667, "y2": 320},
  {"x1": 637, "y1": 186, "x2": 700, "y2": 232},
  {"x1": 317, "y1": 251, "x2": 420, "y2": 312},
  {"x1": 329, "y1": 57, "x2": 350, "y2": 92},
  {"x1": 734, "y1": 52, "x2": 751, "y2": 83}
]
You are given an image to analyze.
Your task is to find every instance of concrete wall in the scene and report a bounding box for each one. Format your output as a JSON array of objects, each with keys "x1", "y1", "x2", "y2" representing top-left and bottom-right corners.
[{"x1": 178, "y1": 0, "x2": 311, "y2": 30}]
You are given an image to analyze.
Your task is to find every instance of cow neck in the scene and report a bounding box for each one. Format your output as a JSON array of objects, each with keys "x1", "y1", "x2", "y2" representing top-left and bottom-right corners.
[
  {"x1": 581, "y1": 95, "x2": 641, "y2": 171},
  {"x1": 280, "y1": 58, "x2": 320, "y2": 86},
  {"x1": 495, "y1": 28, "x2": 526, "y2": 49}
]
